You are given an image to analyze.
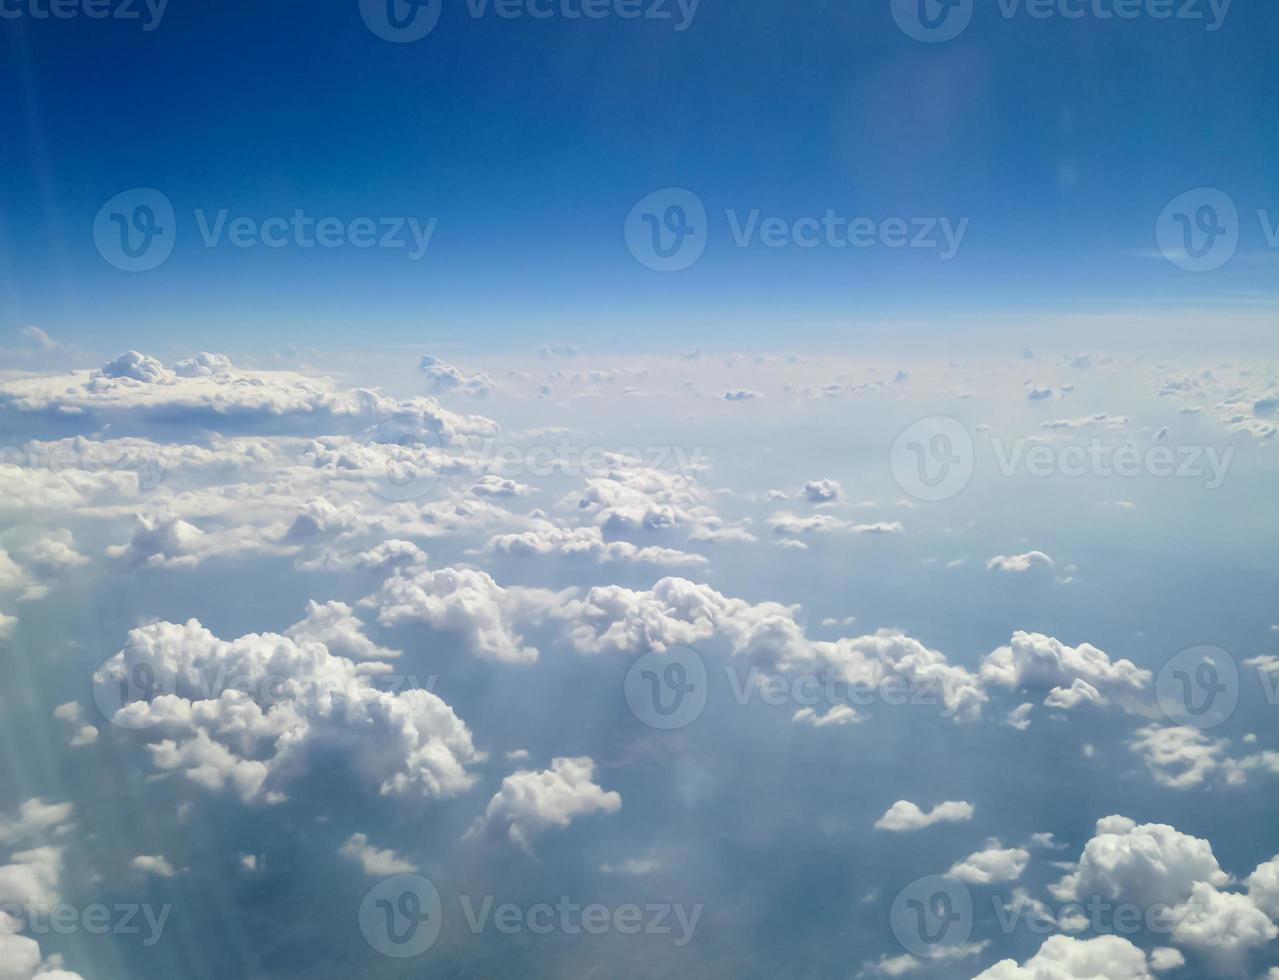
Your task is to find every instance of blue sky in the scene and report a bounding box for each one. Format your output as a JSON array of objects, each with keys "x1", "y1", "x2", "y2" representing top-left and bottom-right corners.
[
  {"x1": 2, "y1": 0, "x2": 1278, "y2": 351},
  {"x1": 3, "y1": 4, "x2": 1279, "y2": 980}
]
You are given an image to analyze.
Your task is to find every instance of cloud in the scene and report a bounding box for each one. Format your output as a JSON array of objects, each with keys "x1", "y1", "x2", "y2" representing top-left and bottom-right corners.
[
  {"x1": 366, "y1": 565, "x2": 565, "y2": 664},
  {"x1": 1129, "y1": 725, "x2": 1279, "y2": 789},
  {"x1": 481, "y1": 520, "x2": 707, "y2": 568},
  {"x1": 874, "y1": 800, "x2": 974, "y2": 832},
  {"x1": 93, "y1": 612, "x2": 483, "y2": 805},
  {"x1": 972, "y1": 935, "x2": 1160, "y2": 979},
  {"x1": 792, "y1": 705, "x2": 861, "y2": 727},
  {"x1": 464, "y1": 756, "x2": 620, "y2": 850},
  {"x1": 947, "y1": 841, "x2": 1030, "y2": 884},
  {"x1": 802, "y1": 479, "x2": 841, "y2": 503},
  {"x1": 980, "y1": 632, "x2": 1150, "y2": 703},
  {"x1": 51, "y1": 704, "x2": 97, "y2": 749},
  {"x1": 419, "y1": 355, "x2": 495, "y2": 398},
  {"x1": 0, "y1": 799, "x2": 82, "y2": 979},
  {"x1": 338, "y1": 833, "x2": 418, "y2": 876},
  {"x1": 769, "y1": 513, "x2": 903, "y2": 537},
  {"x1": 131, "y1": 855, "x2": 176, "y2": 878},
  {"x1": 986, "y1": 551, "x2": 1055, "y2": 573}
]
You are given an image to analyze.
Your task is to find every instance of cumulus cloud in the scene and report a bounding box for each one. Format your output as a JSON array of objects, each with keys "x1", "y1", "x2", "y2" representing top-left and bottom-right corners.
[
  {"x1": 947, "y1": 841, "x2": 1030, "y2": 884},
  {"x1": 338, "y1": 833, "x2": 417, "y2": 875},
  {"x1": 419, "y1": 355, "x2": 495, "y2": 398},
  {"x1": 802, "y1": 479, "x2": 841, "y2": 503},
  {"x1": 1050, "y1": 816, "x2": 1229, "y2": 909},
  {"x1": 874, "y1": 800, "x2": 974, "y2": 832},
  {"x1": 1129, "y1": 725, "x2": 1279, "y2": 790},
  {"x1": 132, "y1": 855, "x2": 176, "y2": 878},
  {"x1": 464, "y1": 756, "x2": 620, "y2": 850},
  {"x1": 980, "y1": 632, "x2": 1150, "y2": 704},
  {"x1": 0, "y1": 800, "x2": 83, "y2": 980},
  {"x1": 972, "y1": 935, "x2": 1160, "y2": 979},
  {"x1": 51, "y1": 703, "x2": 97, "y2": 749},
  {"x1": 481, "y1": 520, "x2": 707, "y2": 568},
  {"x1": 366, "y1": 565, "x2": 565, "y2": 664},
  {"x1": 92, "y1": 613, "x2": 483, "y2": 805}
]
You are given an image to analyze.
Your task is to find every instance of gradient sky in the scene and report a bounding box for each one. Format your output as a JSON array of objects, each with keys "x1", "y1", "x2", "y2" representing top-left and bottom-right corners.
[{"x1": 2, "y1": 0, "x2": 1278, "y2": 352}]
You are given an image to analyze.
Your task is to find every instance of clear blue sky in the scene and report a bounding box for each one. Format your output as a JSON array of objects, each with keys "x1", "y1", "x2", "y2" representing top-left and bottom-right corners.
[{"x1": 1, "y1": 0, "x2": 1277, "y2": 351}]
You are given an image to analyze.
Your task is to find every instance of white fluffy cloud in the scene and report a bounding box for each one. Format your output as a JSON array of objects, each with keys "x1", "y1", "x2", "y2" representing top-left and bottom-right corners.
[
  {"x1": 131, "y1": 855, "x2": 176, "y2": 878},
  {"x1": 1048, "y1": 816, "x2": 1279, "y2": 969},
  {"x1": 874, "y1": 800, "x2": 974, "y2": 832},
  {"x1": 464, "y1": 756, "x2": 620, "y2": 850},
  {"x1": 980, "y1": 631, "x2": 1150, "y2": 703},
  {"x1": 947, "y1": 841, "x2": 1030, "y2": 884},
  {"x1": 338, "y1": 833, "x2": 418, "y2": 875},
  {"x1": 92, "y1": 612, "x2": 483, "y2": 804},
  {"x1": 0, "y1": 801, "x2": 82, "y2": 980},
  {"x1": 1050, "y1": 816, "x2": 1228, "y2": 909},
  {"x1": 366, "y1": 565, "x2": 564, "y2": 664},
  {"x1": 972, "y1": 935, "x2": 1159, "y2": 979}
]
